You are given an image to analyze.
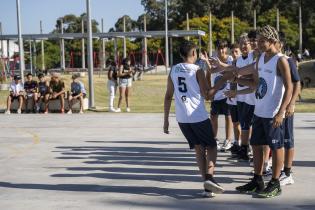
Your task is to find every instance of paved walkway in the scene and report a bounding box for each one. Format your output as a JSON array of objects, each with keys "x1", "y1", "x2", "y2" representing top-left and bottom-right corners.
[{"x1": 0, "y1": 113, "x2": 314, "y2": 210}]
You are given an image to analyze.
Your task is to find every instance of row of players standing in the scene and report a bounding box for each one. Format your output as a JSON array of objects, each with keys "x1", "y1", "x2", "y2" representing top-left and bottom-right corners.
[{"x1": 164, "y1": 25, "x2": 300, "y2": 198}]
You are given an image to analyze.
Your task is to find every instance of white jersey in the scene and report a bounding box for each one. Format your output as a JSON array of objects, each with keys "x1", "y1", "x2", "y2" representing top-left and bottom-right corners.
[
  {"x1": 236, "y1": 52, "x2": 255, "y2": 104},
  {"x1": 170, "y1": 63, "x2": 209, "y2": 123},
  {"x1": 211, "y1": 55, "x2": 233, "y2": 101},
  {"x1": 254, "y1": 53, "x2": 284, "y2": 118}
]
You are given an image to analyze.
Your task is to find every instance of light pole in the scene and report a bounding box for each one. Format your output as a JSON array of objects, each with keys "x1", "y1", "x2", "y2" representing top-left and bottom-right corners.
[
  {"x1": 276, "y1": 8, "x2": 280, "y2": 31},
  {"x1": 231, "y1": 10, "x2": 234, "y2": 44},
  {"x1": 40, "y1": 20, "x2": 45, "y2": 71},
  {"x1": 101, "y1": 18, "x2": 106, "y2": 69},
  {"x1": 123, "y1": 16, "x2": 127, "y2": 58},
  {"x1": 208, "y1": 10, "x2": 212, "y2": 57},
  {"x1": 86, "y1": 0, "x2": 95, "y2": 108},
  {"x1": 164, "y1": 0, "x2": 169, "y2": 73},
  {"x1": 299, "y1": 2, "x2": 303, "y2": 54},
  {"x1": 16, "y1": 0, "x2": 25, "y2": 82},
  {"x1": 143, "y1": 14, "x2": 148, "y2": 68},
  {"x1": 253, "y1": 9, "x2": 257, "y2": 29},
  {"x1": 59, "y1": 18, "x2": 65, "y2": 71},
  {"x1": 81, "y1": 18, "x2": 86, "y2": 69}
]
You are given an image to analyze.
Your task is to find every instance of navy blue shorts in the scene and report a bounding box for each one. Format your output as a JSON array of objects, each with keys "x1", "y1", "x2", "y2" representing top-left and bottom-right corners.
[
  {"x1": 228, "y1": 104, "x2": 239, "y2": 123},
  {"x1": 211, "y1": 98, "x2": 230, "y2": 116},
  {"x1": 178, "y1": 119, "x2": 217, "y2": 149},
  {"x1": 250, "y1": 115, "x2": 284, "y2": 150},
  {"x1": 237, "y1": 102, "x2": 254, "y2": 130},
  {"x1": 284, "y1": 115, "x2": 294, "y2": 149}
]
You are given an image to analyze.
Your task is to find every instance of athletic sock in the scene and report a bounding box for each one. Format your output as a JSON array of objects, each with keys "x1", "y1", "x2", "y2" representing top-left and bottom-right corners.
[
  {"x1": 205, "y1": 174, "x2": 213, "y2": 181},
  {"x1": 241, "y1": 145, "x2": 249, "y2": 154},
  {"x1": 284, "y1": 167, "x2": 291, "y2": 176},
  {"x1": 254, "y1": 174, "x2": 263, "y2": 181}
]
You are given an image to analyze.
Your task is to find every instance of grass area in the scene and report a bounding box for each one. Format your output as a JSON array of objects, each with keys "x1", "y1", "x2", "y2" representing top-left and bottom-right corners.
[{"x1": 0, "y1": 73, "x2": 314, "y2": 113}]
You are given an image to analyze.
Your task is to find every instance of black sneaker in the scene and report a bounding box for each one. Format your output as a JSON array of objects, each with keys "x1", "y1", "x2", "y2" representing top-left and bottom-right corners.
[
  {"x1": 204, "y1": 175, "x2": 224, "y2": 194},
  {"x1": 256, "y1": 179, "x2": 282, "y2": 198},
  {"x1": 237, "y1": 148, "x2": 250, "y2": 162},
  {"x1": 230, "y1": 144, "x2": 240, "y2": 155},
  {"x1": 236, "y1": 176, "x2": 265, "y2": 194}
]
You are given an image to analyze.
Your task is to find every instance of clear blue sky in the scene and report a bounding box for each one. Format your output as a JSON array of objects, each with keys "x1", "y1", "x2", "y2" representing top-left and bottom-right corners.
[{"x1": 0, "y1": 0, "x2": 145, "y2": 34}]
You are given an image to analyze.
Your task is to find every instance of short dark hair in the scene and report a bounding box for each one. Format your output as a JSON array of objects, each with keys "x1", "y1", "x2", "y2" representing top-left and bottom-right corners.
[
  {"x1": 248, "y1": 29, "x2": 257, "y2": 39},
  {"x1": 179, "y1": 40, "x2": 197, "y2": 58},
  {"x1": 26, "y1": 72, "x2": 32, "y2": 77},
  {"x1": 122, "y1": 58, "x2": 130, "y2": 66},
  {"x1": 38, "y1": 73, "x2": 44, "y2": 79},
  {"x1": 216, "y1": 40, "x2": 229, "y2": 49},
  {"x1": 230, "y1": 43, "x2": 240, "y2": 49}
]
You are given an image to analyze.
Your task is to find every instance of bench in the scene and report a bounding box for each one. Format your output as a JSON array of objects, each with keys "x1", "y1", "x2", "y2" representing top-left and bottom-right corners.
[{"x1": 10, "y1": 97, "x2": 89, "y2": 113}]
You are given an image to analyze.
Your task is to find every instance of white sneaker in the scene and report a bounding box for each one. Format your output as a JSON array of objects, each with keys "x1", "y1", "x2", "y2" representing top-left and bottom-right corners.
[
  {"x1": 280, "y1": 172, "x2": 295, "y2": 186},
  {"x1": 67, "y1": 110, "x2": 72, "y2": 114},
  {"x1": 201, "y1": 190, "x2": 215, "y2": 198},
  {"x1": 126, "y1": 107, "x2": 131, "y2": 112},
  {"x1": 221, "y1": 139, "x2": 232, "y2": 152},
  {"x1": 115, "y1": 108, "x2": 121, "y2": 113},
  {"x1": 17, "y1": 109, "x2": 22, "y2": 114},
  {"x1": 79, "y1": 110, "x2": 84, "y2": 114},
  {"x1": 109, "y1": 107, "x2": 117, "y2": 112},
  {"x1": 204, "y1": 180, "x2": 224, "y2": 194},
  {"x1": 5, "y1": 110, "x2": 10, "y2": 115},
  {"x1": 216, "y1": 139, "x2": 221, "y2": 150}
]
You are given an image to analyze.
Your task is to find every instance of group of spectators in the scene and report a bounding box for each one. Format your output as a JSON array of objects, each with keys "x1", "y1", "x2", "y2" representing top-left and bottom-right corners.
[{"x1": 5, "y1": 72, "x2": 86, "y2": 114}]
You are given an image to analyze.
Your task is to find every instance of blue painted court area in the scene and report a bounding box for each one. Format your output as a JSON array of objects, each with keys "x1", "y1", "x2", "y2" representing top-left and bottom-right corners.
[{"x1": 0, "y1": 113, "x2": 314, "y2": 210}]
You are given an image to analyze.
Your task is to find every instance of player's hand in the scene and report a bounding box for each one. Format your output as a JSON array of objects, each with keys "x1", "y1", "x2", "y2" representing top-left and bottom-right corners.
[
  {"x1": 224, "y1": 90, "x2": 237, "y2": 98},
  {"x1": 273, "y1": 112, "x2": 284, "y2": 128},
  {"x1": 199, "y1": 52, "x2": 208, "y2": 61},
  {"x1": 285, "y1": 103, "x2": 295, "y2": 118},
  {"x1": 163, "y1": 120, "x2": 169, "y2": 134},
  {"x1": 52, "y1": 93, "x2": 57, "y2": 99}
]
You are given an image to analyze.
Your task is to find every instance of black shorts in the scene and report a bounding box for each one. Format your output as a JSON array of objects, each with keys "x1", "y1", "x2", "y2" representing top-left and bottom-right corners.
[
  {"x1": 72, "y1": 93, "x2": 86, "y2": 98},
  {"x1": 211, "y1": 98, "x2": 230, "y2": 116},
  {"x1": 178, "y1": 119, "x2": 216, "y2": 149},
  {"x1": 228, "y1": 104, "x2": 239, "y2": 123},
  {"x1": 10, "y1": 95, "x2": 23, "y2": 101},
  {"x1": 284, "y1": 115, "x2": 294, "y2": 149},
  {"x1": 237, "y1": 102, "x2": 254, "y2": 130},
  {"x1": 250, "y1": 115, "x2": 284, "y2": 150}
]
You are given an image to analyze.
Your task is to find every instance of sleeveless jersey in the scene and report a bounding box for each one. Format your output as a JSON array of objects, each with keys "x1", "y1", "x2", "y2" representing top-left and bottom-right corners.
[
  {"x1": 38, "y1": 81, "x2": 48, "y2": 95},
  {"x1": 254, "y1": 53, "x2": 284, "y2": 118},
  {"x1": 236, "y1": 52, "x2": 255, "y2": 103},
  {"x1": 170, "y1": 63, "x2": 208, "y2": 123}
]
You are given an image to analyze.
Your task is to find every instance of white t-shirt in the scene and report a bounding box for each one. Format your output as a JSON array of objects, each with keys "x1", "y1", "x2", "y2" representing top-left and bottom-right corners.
[
  {"x1": 9, "y1": 82, "x2": 24, "y2": 95},
  {"x1": 170, "y1": 63, "x2": 209, "y2": 123}
]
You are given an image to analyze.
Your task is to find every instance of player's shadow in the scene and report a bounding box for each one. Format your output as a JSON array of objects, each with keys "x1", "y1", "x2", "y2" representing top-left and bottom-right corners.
[{"x1": 0, "y1": 140, "x2": 249, "y2": 200}]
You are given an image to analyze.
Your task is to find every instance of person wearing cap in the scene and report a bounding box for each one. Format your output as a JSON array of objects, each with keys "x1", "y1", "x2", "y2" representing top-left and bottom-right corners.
[
  {"x1": 5, "y1": 75, "x2": 24, "y2": 114},
  {"x1": 49, "y1": 73, "x2": 66, "y2": 114},
  {"x1": 67, "y1": 73, "x2": 86, "y2": 114},
  {"x1": 24, "y1": 73, "x2": 39, "y2": 113},
  {"x1": 37, "y1": 73, "x2": 50, "y2": 113}
]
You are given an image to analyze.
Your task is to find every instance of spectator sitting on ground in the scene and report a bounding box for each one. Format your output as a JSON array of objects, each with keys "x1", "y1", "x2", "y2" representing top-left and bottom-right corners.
[
  {"x1": 37, "y1": 73, "x2": 50, "y2": 113},
  {"x1": 67, "y1": 73, "x2": 86, "y2": 114},
  {"x1": 49, "y1": 72, "x2": 65, "y2": 114},
  {"x1": 5, "y1": 75, "x2": 24, "y2": 114},
  {"x1": 24, "y1": 73, "x2": 39, "y2": 113}
]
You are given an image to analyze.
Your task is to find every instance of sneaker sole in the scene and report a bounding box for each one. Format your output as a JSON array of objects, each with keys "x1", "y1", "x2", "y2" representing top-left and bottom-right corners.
[
  {"x1": 256, "y1": 189, "x2": 281, "y2": 198},
  {"x1": 204, "y1": 182, "x2": 224, "y2": 194}
]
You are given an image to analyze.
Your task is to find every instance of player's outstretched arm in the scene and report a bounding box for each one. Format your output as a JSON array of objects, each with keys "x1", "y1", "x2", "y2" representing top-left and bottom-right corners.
[
  {"x1": 196, "y1": 69, "x2": 215, "y2": 101},
  {"x1": 164, "y1": 74, "x2": 174, "y2": 134},
  {"x1": 273, "y1": 57, "x2": 293, "y2": 128}
]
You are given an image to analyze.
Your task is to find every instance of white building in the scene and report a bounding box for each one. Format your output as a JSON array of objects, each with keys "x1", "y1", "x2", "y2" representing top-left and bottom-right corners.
[{"x1": 0, "y1": 40, "x2": 19, "y2": 58}]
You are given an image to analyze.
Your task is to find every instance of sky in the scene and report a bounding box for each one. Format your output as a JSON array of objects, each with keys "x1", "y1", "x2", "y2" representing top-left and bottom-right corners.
[{"x1": 0, "y1": 0, "x2": 145, "y2": 34}]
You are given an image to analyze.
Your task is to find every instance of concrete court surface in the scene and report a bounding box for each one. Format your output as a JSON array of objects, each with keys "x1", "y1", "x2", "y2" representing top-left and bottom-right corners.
[{"x1": 0, "y1": 113, "x2": 314, "y2": 210}]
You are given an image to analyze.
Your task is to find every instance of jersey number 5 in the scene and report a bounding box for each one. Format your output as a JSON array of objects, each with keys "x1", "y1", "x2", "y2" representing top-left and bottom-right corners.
[{"x1": 178, "y1": 77, "x2": 187, "y2": 93}]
